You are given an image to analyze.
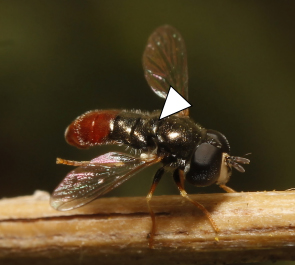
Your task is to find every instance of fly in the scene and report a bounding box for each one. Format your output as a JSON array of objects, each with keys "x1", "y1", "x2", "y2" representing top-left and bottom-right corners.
[{"x1": 51, "y1": 25, "x2": 250, "y2": 248}]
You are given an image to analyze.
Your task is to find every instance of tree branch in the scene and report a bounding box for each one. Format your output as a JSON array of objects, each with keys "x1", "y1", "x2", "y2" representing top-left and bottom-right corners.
[{"x1": 1, "y1": 190, "x2": 295, "y2": 264}]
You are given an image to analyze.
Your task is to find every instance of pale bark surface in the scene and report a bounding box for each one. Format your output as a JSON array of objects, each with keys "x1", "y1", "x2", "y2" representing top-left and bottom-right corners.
[{"x1": 0, "y1": 190, "x2": 295, "y2": 264}]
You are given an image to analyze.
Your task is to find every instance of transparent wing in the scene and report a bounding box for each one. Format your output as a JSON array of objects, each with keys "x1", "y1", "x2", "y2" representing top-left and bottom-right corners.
[
  {"x1": 143, "y1": 25, "x2": 188, "y2": 101},
  {"x1": 51, "y1": 152, "x2": 159, "y2": 211}
]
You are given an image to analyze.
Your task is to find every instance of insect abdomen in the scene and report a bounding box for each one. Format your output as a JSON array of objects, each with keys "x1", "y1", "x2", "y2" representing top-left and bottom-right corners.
[
  {"x1": 65, "y1": 110, "x2": 156, "y2": 149},
  {"x1": 65, "y1": 110, "x2": 120, "y2": 148},
  {"x1": 110, "y1": 111, "x2": 157, "y2": 150}
]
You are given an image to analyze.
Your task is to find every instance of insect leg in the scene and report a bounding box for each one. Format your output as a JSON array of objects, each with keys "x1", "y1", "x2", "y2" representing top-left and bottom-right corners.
[
  {"x1": 146, "y1": 167, "x2": 165, "y2": 248},
  {"x1": 219, "y1": 184, "x2": 236, "y2": 193},
  {"x1": 56, "y1": 158, "x2": 90, "y2": 166},
  {"x1": 173, "y1": 169, "x2": 219, "y2": 233}
]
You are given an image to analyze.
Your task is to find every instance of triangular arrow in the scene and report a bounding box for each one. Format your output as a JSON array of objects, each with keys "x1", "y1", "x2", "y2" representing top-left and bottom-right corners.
[{"x1": 159, "y1": 86, "x2": 191, "y2": 120}]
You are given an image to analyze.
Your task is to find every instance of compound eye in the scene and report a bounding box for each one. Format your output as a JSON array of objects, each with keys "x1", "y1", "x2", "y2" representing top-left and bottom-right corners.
[
  {"x1": 207, "y1": 129, "x2": 230, "y2": 154},
  {"x1": 185, "y1": 143, "x2": 223, "y2": 187}
]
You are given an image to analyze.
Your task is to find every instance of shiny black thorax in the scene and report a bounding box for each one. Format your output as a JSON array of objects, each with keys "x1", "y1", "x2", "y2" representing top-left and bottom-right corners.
[{"x1": 110, "y1": 110, "x2": 205, "y2": 162}]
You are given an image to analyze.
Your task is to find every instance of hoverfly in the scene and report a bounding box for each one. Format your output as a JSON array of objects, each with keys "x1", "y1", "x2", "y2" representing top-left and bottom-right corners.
[{"x1": 51, "y1": 25, "x2": 250, "y2": 248}]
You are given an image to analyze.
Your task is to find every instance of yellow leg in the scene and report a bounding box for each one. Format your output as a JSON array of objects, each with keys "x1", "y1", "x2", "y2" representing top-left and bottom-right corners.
[
  {"x1": 173, "y1": 169, "x2": 219, "y2": 233},
  {"x1": 56, "y1": 158, "x2": 90, "y2": 166},
  {"x1": 146, "y1": 167, "x2": 164, "y2": 248},
  {"x1": 219, "y1": 184, "x2": 236, "y2": 193}
]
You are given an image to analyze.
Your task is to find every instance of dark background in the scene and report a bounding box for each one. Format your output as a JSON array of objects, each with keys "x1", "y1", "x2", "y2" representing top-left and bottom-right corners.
[{"x1": 1, "y1": 2, "x2": 295, "y2": 264}]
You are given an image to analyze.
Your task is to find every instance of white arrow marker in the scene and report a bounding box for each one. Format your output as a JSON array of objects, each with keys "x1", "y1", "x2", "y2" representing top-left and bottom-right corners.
[{"x1": 159, "y1": 86, "x2": 191, "y2": 120}]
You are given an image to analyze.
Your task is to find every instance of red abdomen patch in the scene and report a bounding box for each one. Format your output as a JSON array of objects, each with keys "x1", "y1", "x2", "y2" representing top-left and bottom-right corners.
[{"x1": 65, "y1": 110, "x2": 120, "y2": 148}]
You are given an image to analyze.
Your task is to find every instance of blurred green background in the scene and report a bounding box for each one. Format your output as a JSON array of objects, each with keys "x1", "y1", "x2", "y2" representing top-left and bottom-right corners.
[{"x1": 1, "y1": 1, "x2": 295, "y2": 264}]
